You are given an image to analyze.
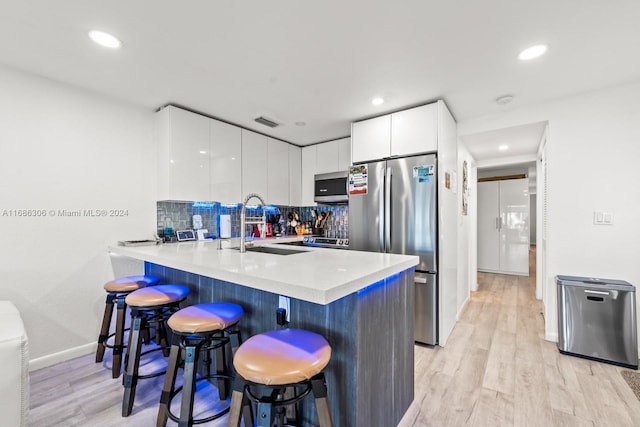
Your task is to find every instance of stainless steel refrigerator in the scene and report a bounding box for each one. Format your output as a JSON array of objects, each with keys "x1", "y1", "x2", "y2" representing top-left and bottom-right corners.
[{"x1": 349, "y1": 154, "x2": 438, "y2": 345}]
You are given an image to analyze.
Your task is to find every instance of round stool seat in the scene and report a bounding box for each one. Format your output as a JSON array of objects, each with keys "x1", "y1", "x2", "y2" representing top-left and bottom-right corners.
[
  {"x1": 104, "y1": 275, "x2": 160, "y2": 293},
  {"x1": 125, "y1": 284, "x2": 190, "y2": 308},
  {"x1": 168, "y1": 302, "x2": 244, "y2": 334},
  {"x1": 234, "y1": 328, "x2": 331, "y2": 386}
]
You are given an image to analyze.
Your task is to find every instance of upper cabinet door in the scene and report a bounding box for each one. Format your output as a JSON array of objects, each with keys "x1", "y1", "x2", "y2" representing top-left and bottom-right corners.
[
  {"x1": 289, "y1": 145, "x2": 302, "y2": 206},
  {"x1": 210, "y1": 119, "x2": 241, "y2": 204},
  {"x1": 241, "y1": 130, "x2": 268, "y2": 199},
  {"x1": 316, "y1": 140, "x2": 340, "y2": 174},
  {"x1": 351, "y1": 115, "x2": 391, "y2": 164},
  {"x1": 267, "y1": 138, "x2": 290, "y2": 205},
  {"x1": 337, "y1": 137, "x2": 351, "y2": 171},
  {"x1": 301, "y1": 145, "x2": 317, "y2": 206},
  {"x1": 391, "y1": 103, "x2": 438, "y2": 157},
  {"x1": 166, "y1": 106, "x2": 210, "y2": 201}
]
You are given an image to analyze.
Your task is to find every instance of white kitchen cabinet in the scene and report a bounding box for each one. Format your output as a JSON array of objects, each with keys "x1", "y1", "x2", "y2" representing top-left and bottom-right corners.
[
  {"x1": 477, "y1": 179, "x2": 529, "y2": 275},
  {"x1": 317, "y1": 137, "x2": 352, "y2": 173},
  {"x1": 351, "y1": 115, "x2": 391, "y2": 164},
  {"x1": 241, "y1": 129, "x2": 268, "y2": 199},
  {"x1": 351, "y1": 102, "x2": 440, "y2": 163},
  {"x1": 289, "y1": 145, "x2": 302, "y2": 206},
  {"x1": 316, "y1": 140, "x2": 339, "y2": 174},
  {"x1": 391, "y1": 103, "x2": 438, "y2": 156},
  {"x1": 156, "y1": 105, "x2": 210, "y2": 201},
  {"x1": 301, "y1": 145, "x2": 317, "y2": 206},
  {"x1": 267, "y1": 137, "x2": 290, "y2": 205},
  {"x1": 210, "y1": 119, "x2": 242, "y2": 204},
  {"x1": 337, "y1": 137, "x2": 351, "y2": 171}
]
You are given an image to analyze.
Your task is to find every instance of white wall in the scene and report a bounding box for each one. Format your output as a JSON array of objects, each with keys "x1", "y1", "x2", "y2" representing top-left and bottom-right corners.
[
  {"x1": 459, "y1": 82, "x2": 640, "y2": 342},
  {"x1": 437, "y1": 101, "x2": 458, "y2": 346},
  {"x1": 0, "y1": 65, "x2": 156, "y2": 369},
  {"x1": 456, "y1": 142, "x2": 475, "y2": 315}
]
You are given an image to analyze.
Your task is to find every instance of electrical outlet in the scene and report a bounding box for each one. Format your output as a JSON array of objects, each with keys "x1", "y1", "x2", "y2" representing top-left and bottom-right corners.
[{"x1": 278, "y1": 295, "x2": 290, "y2": 322}]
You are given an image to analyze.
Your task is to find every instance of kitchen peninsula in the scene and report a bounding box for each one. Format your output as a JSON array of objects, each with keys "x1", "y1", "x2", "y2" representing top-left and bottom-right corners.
[{"x1": 109, "y1": 239, "x2": 417, "y2": 427}]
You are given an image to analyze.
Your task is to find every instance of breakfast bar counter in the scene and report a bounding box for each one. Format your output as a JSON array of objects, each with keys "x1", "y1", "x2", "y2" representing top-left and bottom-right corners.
[{"x1": 109, "y1": 240, "x2": 417, "y2": 427}]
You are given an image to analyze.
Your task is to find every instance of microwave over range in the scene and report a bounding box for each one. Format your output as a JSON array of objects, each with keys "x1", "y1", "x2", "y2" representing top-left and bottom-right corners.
[{"x1": 314, "y1": 171, "x2": 348, "y2": 204}]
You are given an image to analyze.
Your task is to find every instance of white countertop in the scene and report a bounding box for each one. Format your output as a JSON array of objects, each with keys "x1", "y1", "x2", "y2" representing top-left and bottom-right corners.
[{"x1": 108, "y1": 237, "x2": 418, "y2": 305}]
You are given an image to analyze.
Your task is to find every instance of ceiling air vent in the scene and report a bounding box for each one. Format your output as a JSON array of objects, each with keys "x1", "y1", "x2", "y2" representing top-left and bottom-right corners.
[{"x1": 254, "y1": 116, "x2": 279, "y2": 128}]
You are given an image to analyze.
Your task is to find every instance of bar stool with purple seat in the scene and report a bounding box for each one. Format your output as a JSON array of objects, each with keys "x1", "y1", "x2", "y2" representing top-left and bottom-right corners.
[
  {"x1": 122, "y1": 284, "x2": 190, "y2": 417},
  {"x1": 227, "y1": 328, "x2": 333, "y2": 427},
  {"x1": 156, "y1": 302, "x2": 244, "y2": 427},
  {"x1": 95, "y1": 274, "x2": 160, "y2": 378}
]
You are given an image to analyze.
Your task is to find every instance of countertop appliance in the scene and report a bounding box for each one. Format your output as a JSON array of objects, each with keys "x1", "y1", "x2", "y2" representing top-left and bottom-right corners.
[
  {"x1": 277, "y1": 236, "x2": 349, "y2": 249},
  {"x1": 349, "y1": 153, "x2": 438, "y2": 345},
  {"x1": 314, "y1": 171, "x2": 348, "y2": 204},
  {"x1": 557, "y1": 275, "x2": 638, "y2": 368}
]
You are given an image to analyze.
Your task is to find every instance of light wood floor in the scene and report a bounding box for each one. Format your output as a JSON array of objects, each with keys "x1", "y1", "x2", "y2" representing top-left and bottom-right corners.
[
  {"x1": 30, "y1": 247, "x2": 640, "y2": 426},
  {"x1": 398, "y1": 247, "x2": 640, "y2": 427}
]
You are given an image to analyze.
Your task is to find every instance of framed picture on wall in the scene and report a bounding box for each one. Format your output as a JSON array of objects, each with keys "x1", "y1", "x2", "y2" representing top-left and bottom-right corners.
[{"x1": 462, "y1": 160, "x2": 469, "y2": 216}]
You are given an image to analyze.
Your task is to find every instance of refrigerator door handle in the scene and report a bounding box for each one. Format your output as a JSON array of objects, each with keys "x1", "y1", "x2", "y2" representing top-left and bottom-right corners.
[
  {"x1": 385, "y1": 167, "x2": 392, "y2": 252},
  {"x1": 378, "y1": 165, "x2": 385, "y2": 251}
]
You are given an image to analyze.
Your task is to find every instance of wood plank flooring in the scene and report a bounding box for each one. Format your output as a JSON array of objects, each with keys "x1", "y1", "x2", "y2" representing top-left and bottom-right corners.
[
  {"x1": 398, "y1": 247, "x2": 640, "y2": 427},
  {"x1": 30, "y1": 247, "x2": 640, "y2": 426}
]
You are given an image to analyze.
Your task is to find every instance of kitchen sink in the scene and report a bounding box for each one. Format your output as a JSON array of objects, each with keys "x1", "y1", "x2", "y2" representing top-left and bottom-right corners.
[{"x1": 243, "y1": 246, "x2": 306, "y2": 255}]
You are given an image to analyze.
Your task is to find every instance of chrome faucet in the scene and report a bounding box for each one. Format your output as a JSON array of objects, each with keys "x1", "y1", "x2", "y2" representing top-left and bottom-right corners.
[{"x1": 240, "y1": 193, "x2": 266, "y2": 253}]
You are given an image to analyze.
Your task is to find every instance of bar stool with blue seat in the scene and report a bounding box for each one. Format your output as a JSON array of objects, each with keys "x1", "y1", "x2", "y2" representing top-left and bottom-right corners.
[
  {"x1": 95, "y1": 275, "x2": 160, "y2": 378},
  {"x1": 156, "y1": 302, "x2": 244, "y2": 427},
  {"x1": 122, "y1": 284, "x2": 190, "y2": 417},
  {"x1": 227, "y1": 328, "x2": 334, "y2": 427}
]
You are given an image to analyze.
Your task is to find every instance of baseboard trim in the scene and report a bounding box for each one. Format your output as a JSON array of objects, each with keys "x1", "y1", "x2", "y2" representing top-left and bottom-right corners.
[
  {"x1": 29, "y1": 342, "x2": 96, "y2": 372},
  {"x1": 456, "y1": 295, "x2": 470, "y2": 321},
  {"x1": 545, "y1": 331, "x2": 558, "y2": 343}
]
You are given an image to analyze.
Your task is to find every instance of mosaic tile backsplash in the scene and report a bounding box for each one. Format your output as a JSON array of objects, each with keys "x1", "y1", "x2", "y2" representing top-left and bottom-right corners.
[{"x1": 157, "y1": 201, "x2": 349, "y2": 240}]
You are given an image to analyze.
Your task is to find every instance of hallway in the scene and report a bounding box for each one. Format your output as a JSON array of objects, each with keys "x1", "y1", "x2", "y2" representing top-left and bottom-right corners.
[{"x1": 399, "y1": 249, "x2": 640, "y2": 426}]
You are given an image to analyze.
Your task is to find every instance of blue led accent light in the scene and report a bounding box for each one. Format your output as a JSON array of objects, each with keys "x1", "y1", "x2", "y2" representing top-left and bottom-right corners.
[
  {"x1": 356, "y1": 269, "x2": 413, "y2": 297},
  {"x1": 192, "y1": 201, "x2": 218, "y2": 209},
  {"x1": 221, "y1": 203, "x2": 242, "y2": 208}
]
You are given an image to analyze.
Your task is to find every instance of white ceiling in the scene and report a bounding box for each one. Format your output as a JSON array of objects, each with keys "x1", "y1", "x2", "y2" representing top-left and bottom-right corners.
[
  {"x1": 1, "y1": 1, "x2": 639, "y2": 147},
  {"x1": 461, "y1": 121, "x2": 546, "y2": 167}
]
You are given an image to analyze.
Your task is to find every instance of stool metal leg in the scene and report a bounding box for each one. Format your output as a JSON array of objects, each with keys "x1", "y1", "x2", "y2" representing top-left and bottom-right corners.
[
  {"x1": 122, "y1": 314, "x2": 143, "y2": 417},
  {"x1": 215, "y1": 333, "x2": 229, "y2": 400},
  {"x1": 111, "y1": 296, "x2": 127, "y2": 378},
  {"x1": 310, "y1": 373, "x2": 333, "y2": 427},
  {"x1": 178, "y1": 342, "x2": 200, "y2": 427},
  {"x1": 96, "y1": 293, "x2": 115, "y2": 363},
  {"x1": 157, "y1": 336, "x2": 182, "y2": 427}
]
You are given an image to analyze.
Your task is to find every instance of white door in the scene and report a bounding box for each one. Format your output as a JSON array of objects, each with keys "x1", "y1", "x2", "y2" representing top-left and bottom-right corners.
[
  {"x1": 477, "y1": 181, "x2": 500, "y2": 271},
  {"x1": 477, "y1": 179, "x2": 529, "y2": 275},
  {"x1": 499, "y1": 179, "x2": 530, "y2": 274}
]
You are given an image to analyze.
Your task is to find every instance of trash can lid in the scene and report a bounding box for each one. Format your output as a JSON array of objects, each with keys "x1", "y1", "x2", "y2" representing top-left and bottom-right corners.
[{"x1": 556, "y1": 275, "x2": 635, "y2": 290}]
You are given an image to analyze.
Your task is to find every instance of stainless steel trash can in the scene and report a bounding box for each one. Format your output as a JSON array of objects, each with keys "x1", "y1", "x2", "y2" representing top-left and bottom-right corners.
[{"x1": 557, "y1": 275, "x2": 638, "y2": 369}]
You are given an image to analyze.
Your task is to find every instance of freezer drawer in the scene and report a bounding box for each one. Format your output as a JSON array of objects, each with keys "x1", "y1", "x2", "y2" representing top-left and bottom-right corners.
[
  {"x1": 557, "y1": 275, "x2": 638, "y2": 369},
  {"x1": 415, "y1": 272, "x2": 437, "y2": 345}
]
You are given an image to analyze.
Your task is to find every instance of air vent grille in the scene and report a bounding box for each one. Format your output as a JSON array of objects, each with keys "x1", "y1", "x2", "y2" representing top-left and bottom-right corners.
[{"x1": 254, "y1": 116, "x2": 279, "y2": 128}]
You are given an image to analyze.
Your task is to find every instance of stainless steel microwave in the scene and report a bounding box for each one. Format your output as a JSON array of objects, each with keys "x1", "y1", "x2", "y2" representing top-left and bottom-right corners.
[{"x1": 314, "y1": 171, "x2": 348, "y2": 204}]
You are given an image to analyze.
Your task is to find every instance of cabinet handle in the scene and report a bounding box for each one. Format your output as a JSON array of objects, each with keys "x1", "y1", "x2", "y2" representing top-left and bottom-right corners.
[{"x1": 584, "y1": 289, "x2": 609, "y2": 296}]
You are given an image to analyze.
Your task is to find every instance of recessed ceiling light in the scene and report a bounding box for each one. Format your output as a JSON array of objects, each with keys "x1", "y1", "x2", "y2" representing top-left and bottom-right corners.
[
  {"x1": 371, "y1": 97, "x2": 384, "y2": 106},
  {"x1": 88, "y1": 30, "x2": 122, "y2": 49},
  {"x1": 499, "y1": 145, "x2": 509, "y2": 151},
  {"x1": 495, "y1": 95, "x2": 514, "y2": 105},
  {"x1": 518, "y1": 44, "x2": 547, "y2": 60},
  {"x1": 199, "y1": 150, "x2": 207, "y2": 154}
]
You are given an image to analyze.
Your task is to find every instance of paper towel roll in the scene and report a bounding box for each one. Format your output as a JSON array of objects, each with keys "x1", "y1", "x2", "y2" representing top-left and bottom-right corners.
[{"x1": 219, "y1": 215, "x2": 231, "y2": 238}]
